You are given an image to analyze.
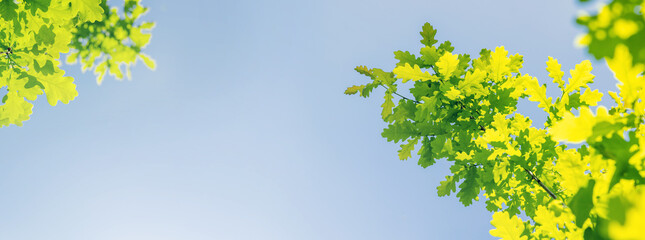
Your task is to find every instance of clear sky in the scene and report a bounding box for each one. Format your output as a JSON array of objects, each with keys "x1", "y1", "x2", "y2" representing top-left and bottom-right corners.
[{"x1": 0, "y1": 0, "x2": 616, "y2": 239}]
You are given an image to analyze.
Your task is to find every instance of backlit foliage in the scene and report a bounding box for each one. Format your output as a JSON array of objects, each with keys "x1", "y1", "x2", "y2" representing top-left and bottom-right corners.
[
  {"x1": 0, "y1": 0, "x2": 154, "y2": 127},
  {"x1": 347, "y1": 1, "x2": 645, "y2": 236}
]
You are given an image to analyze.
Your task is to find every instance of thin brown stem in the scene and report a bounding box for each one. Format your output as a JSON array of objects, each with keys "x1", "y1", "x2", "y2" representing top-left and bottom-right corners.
[
  {"x1": 380, "y1": 84, "x2": 420, "y2": 104},
  {"x1": 523, "y1": 168, "x2": 557, "y2": 200}
]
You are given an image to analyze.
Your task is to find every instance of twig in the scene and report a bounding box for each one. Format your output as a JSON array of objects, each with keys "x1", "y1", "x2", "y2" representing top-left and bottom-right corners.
[
  {"x1": 380, "y1": 84, "x2": 420, "y2": 104},
  {"x1": 389, "y1": 82, "x2": 555, "y2": 200},
  {"x1": 523, "y1": 168, "x2": 557, "y2": 200},
  {"x1": 467, "y1": 107, "x2": 554, "y2": 199}
]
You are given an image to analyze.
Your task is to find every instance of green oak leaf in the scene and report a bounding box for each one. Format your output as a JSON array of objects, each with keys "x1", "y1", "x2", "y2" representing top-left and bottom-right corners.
[
  {"x1": 568, "y1": 179, "x2": 595, "y2": 227},
  {"x1": 24, "y1": 0, "x2": 51, "y2": 15},
  {"x1": 419, "y1": 22, "x2": 438, "y2": 47},
  {"x1": 68, "y1": 0, "x2": 105, "y2": 22},
  {"x1": 0, "y1": 0, "x2": 19, "y2": 21},
  {"x1": 417, "y1": 137, "x2": 436, "y2": 168},
  {"x1": 457, "y1": 167, "x2": 480, "y2": 206},
  {"x1": 387, "y1": 99, "x2": 416, "y2": 123},
  {"x1": 437, "y1": 175, "x2": 457, "y2": 197},
  {"x1": 39, "y1": 72, "x2": 78, "y2": 106},
  {"x1": 420, "y1": 46, "x2": 441, "y2": 66},
  {"x1": 381, "y1": 121, "x2": 416, "y2": 143},
  {"x1": 394, "y1": 50, "x2": 421, "y2": 67},
  {"x1": 398, "y1": 137, "x2": 419, "y2": 160},
  {"x1": 344, "y1": 85, "x2": 365, "y2": 95},
  {"x1": 381, "y1": 91, "x2": 395, "y2": 119}
]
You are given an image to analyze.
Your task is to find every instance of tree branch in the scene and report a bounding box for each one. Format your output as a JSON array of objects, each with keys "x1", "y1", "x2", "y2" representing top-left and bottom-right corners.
[
  {"x1": 523, "y1": 168, "x2": 557, "y2": 200},
  {"x1": 380, "y1": 84, "x2": 420, "y2": 104},
  {"x1": 388, "y1": 84, "x2": 556, "y2": 200},
  {"x1": 463, "y1": 103, "x2": 554, "y2": 199}
]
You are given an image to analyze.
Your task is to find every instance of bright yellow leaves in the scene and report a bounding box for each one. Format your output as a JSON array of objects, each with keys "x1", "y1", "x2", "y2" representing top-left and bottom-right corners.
[
  {"x1": 555, "y1": 148, "x2": 589, "y2": 196},
  {"x1": 545, "y1": 57, "x2": 565, "y2": 89},
  {"x1": 0, "y1": 0, "x2": 154, "y2": 127},
  {"x1": 393, "y1": 63, "x2": 435, "y2": 83},
  {"x1": 563, "y1": 60, "x2": 594, "y2": 94},
  {"x1": 550, "y1": 106, "x2": 598, "y2": 143},
  {"x1": 68, "y1": 0, "x2": 105, "y2": 22},
  {"x1": 0, "y1": 92, "x2": 33, "y2": 127},
  {"x1": 455, "y1": 151, "x2": 474, "y2": 161},
  {"x1": 608, "y1": 189, "x2": 645, "y2": 240},
  {"x1": 139, "y1": 53, "x2": 157, "y2": 70},
  {"x1": 489, "y1": 211, "x2": 527, "y2": 240},
  {"x1": 526, "y1": 128, "x2": 547, "y2": 148},
  {"x1": 492, "y1": 113, "x2": 510, "y2": 133},
  {"x1": 533, "y1": 206, "x2": 565, "y2": 239},
  {"x1": 588, "y1": 3, "x2": 642, "y2": 40},
  {"x1": 543, "y1": 57, "x2": 603, "y2": 121},
  {"x1": 493, "y1": 160, "x2": 509, "y2": 183},
  {"x1": 502, "y1": 74, "x2": 530, "y2": 99},
  {"x1": 575, "y1": 33, "x2": 592, "y2": 47},
  {"x1": 550, "y1": 106, "x2": 618, "y2": 143},
  {"x1": 490, "y1": 46, "x2": 511, "y2": 83},
  {"x1": 612, "y1": 19, "x2": 639, "y2": 39},
  {"x1": 40, "y1": 75, "x2": 78, "y2": 106},
  {"x1": 475, "y1": 113, "x2": 517, "y2": 149},
  {"x1": 436, "y1": 51, "x2": 459, "y2": 80},
  {"x1": 458, "y1": 69, "x2": 488, "y2": 98},
  {"x1": 351, "y1": 18, "x2": 645, "y2": 240},
  {"x1": 509, "y1": 114, "x2": 531, "y2": 133},
  {"x1": 548, "y1": 46, "x2": 645, "y2": 238},
  {"x1": 533, "y1": 204, "x2": 581, "y2": 239},
  {"x1": 607, "y1": 44, "x2": 645, "y2": 113},
  {"x1": 580, "y1": 89, "x2": 603, "y2": 106},
  {"x1": 630, "y1": 126, "x2": 645, "y2": 177},
  {"x1": 445, "y1": 87, "x2": 462, "y2": 100},
  {"x1": 524, "y1": 76, "x2": 551, "y2": 109},
  {"x1": 393, "y1": 51, "x2": 460, "y2": 83}
]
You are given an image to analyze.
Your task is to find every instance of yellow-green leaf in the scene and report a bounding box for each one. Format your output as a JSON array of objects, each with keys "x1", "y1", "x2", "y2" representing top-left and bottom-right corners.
[
  {"x1": 139, "y1": 54, "x2": 157, "y2": 70},
  {"x1": 546, "y1": 57, "x2": 564, "y2": 89},
  {"x1": 490, "y1": 46, "x2": 511, "y2": 82},
  {"x1": 549, "y1": 106, "x2": 597, "y2": 143},
  {"x1": 555, "y1": 148, "x2": 589, "y2": 196},
  {"x1": 393, "y1": 63, "x2": 434, "y2": 83},
  {"x1": 40, "y1": 74, "x2": 78, "y2": 106},
  {"x1": 458, "y1": 69, "x2": 488, "y2": 98},
  {"x1": 524, "y1": 76, "x2": 552, "y2": 110},
  {"x1": 381, "y1": 92, "x2": 395, "y2": 119},
  {"x1": 489, "y1": 211, "x2": 527, "y2": 240},
  {"x1": 580, "y1": 89, "x2": 603, "y2": 106},
  {"x1": 0, "y1": 92, "x2": 34, "y2": 127},
  {"x1": 68, "y1": 0, "x2": 105, "y2": 23},
  {"x1": 436, "y1": 52, "x2": 459, "y2": 80},
  {"x1": 398, "y1": 137, "x2": 419, "y2": 160},
  {"x1": 445, "y1": 87, "x2": 462, "y2": 100},
  {"x1": 344, "y1": 85, "x2": 365, "y2": 95},
  {"x1": 563, "y1": 60, "x2": 594, "y2": 94},
  {"x1": 606, "y1": 44, "x2": 645, "y2": 109}
]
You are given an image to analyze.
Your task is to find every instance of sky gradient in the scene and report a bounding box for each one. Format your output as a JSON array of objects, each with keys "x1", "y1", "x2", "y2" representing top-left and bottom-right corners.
[{"x1": 0, "y1": 0, "x2": 616, "y2": 239}]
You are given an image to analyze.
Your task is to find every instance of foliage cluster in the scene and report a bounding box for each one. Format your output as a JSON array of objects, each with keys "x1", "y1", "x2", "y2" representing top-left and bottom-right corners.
[
  {"x1": 346, "y1": 0, "x2": 645, "y2": 239},
  {"x1": 0, "y1": 0, "x2": 154, "y2": 127}
]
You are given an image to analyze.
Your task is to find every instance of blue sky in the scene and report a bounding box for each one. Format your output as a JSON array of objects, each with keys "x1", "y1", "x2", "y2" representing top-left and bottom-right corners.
[{"x1": 0, "y1": 0, "x2": 616, "y2": 239}]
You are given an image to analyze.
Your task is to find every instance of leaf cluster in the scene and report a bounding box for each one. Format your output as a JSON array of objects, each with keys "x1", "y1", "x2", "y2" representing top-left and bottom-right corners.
[
  {"x1": 348, "y1": 12, "x2": 645, "y2": 238},
  {"x1": 0, "y1": 0, "x2": 154, "y2": 127}
]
